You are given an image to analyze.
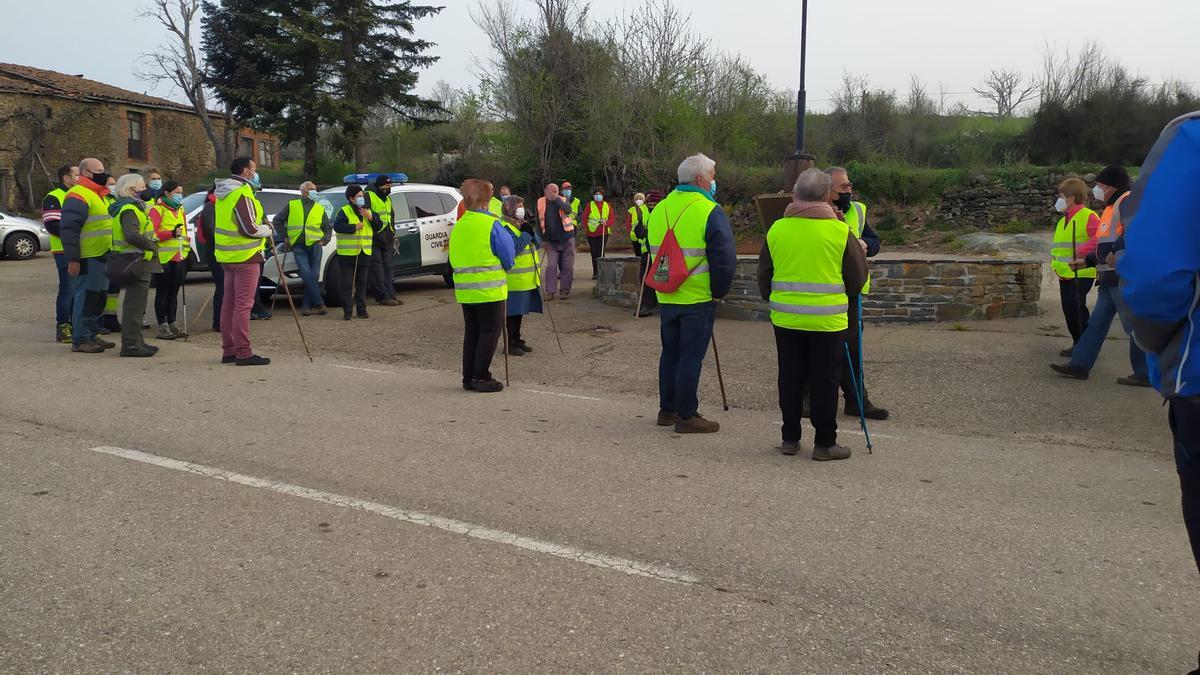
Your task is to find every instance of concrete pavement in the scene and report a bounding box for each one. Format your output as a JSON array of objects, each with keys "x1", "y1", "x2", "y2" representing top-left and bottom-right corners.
[{"x1": 0, "y1": 255, "x2": 1195, "y2": 672}]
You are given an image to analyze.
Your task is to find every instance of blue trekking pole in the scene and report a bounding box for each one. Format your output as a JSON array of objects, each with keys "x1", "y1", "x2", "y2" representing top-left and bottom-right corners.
[{"x1": 844, "y1": 298, "x2": 873, "y2": 453}]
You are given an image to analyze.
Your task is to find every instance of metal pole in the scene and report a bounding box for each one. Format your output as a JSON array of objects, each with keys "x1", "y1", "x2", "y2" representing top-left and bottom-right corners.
[{"x1": 797, "y1": 0, "x2": 808, "y2": 154}]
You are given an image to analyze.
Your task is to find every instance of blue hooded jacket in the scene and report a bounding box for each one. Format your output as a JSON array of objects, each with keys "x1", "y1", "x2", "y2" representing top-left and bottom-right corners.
[{"x1": 1119, "y1": 111, "x2": 1200, "y2": 397}]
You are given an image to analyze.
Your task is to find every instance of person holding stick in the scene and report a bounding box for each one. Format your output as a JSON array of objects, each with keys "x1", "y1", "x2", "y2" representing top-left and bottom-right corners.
[
  {"x1": 582, "y1": 186, "x2": 613, "y2": 279},
  {"x1": 647, "y1": 154, "x2": 737, "y2": 434},
  {"x1": 759, "y1": 168, "x2": 867, "y2": 460},
  {"x1": 332, "y1": 185, "x2": 374, "y2": 321},
  {"x1": 149, "y1": 181, "x2": 190, "y2": 340},
  {"x1": 451, "y1": 179, "x2": 515, "y2": 393},
  {"x1": 500, "y1": 196, "x2": 540, "y2": 356},
  {"x1": 1050, "y1": 178, "x2": 1100, "y2": 356},
  {"x1": 214, "y1": 156, "x2": 272, "y2": 366},
  {"x1": 628, "y1": 192, "x2": 657, "y2": 318}
]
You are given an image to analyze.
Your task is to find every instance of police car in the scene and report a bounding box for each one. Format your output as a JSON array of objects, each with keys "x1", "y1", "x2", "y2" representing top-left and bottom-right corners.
[
  {"x1": 262, "y1": 173, "x2": 461, "y2": 307},
  {"x1": 182, "y1": 187, "x2": 301, "y2": 274}
]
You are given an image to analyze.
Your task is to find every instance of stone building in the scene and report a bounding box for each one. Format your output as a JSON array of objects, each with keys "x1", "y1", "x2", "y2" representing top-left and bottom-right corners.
[{"x1": 0, "y1": 63, "x2": 277, "y2": 212}]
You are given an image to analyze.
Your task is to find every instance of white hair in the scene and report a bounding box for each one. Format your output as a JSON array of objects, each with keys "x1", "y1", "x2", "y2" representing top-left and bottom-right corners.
[
  {"x1": 793, "y1": 168, "x2": 832, "y2": 202},
  {"x1": 824, "y1": 166, "x2": 847, "y2": 178},
  {"x1": 299, "y1": 181, "x2": 316, "y2": 191},
  {"x1": 677, "y1": 153, "x2": 716, "y2": 185},
  {"x1": 114, "y1": 173, "x2": 146, "y2": 199}
]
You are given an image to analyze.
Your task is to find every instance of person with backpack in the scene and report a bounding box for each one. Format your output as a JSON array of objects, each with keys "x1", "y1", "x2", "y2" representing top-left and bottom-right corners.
[{"x1": 645, "y1": 154, "x2": 736, "y2": 434}]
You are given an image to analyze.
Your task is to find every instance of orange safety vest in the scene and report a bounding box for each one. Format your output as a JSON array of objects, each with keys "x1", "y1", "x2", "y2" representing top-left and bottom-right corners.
[{"x1": 1095, "y1": 192, "x2": 1128, "y2": 273}]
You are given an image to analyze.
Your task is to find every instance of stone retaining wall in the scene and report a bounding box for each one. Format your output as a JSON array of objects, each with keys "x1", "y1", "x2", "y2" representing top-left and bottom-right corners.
[{"x1": 595, "y1": 256, "x2": 1043, "y2": 324}]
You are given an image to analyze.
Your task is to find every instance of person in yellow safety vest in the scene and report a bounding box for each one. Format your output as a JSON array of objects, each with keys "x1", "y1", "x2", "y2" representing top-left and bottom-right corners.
[
  {"x1": 627, "y1": 191, "x2": 657, "y2": 317},
  {"x1": 759, "y1": 168, "x2": 868, "y2": 460},
  {"x1": 58, "y1": 158, "x2": 116, "y2": 353},
  {"x1": 99, "y1": 175, "x2": 125, "y2": 335},
  {"x1": 582, "y1": 186, "x2": 614, "y2": 279},
  {"x1": 149, "y1": 181, "x2": 192, "y2": 340},
  {"x1": 451, "y1": 178, "x2": 517, "y2": 393},
  {"x1": 272, "y1": 181, "x2": 332, "y2": 316},
  {"x1": 1050, "y1": 165, "x2": 1150, "y2": 385},
  {"x1": 331, "y1": 184, "x2": 375, "y2": 321},
  {"x1": 366, "y1": 175, "x2": 401, "y2": 307},
  {"x1": 43, "y1": 163, "x2": 79, "y2": 343},
  {"x1": 109, "y1": 173, "x2": 162, "y2": 358},
  {"x1": 826, "y1": 166, "x2": 888, "y2": 421},
  {"x1": 1050, "y1": 177, "x2": 1101, "y2": 356},
  {"x1": 500, "y1": 195, "x2": 542, "y2": 357},
  {"x1": 561, "y1": 180, "x2": 581, "y2": 226},
  {"x1": 646, "y1": 153, "x2": 737, "y2": 434},
  {"x1": 214, "y1": 156, "x2": 273, "y2": 366}
]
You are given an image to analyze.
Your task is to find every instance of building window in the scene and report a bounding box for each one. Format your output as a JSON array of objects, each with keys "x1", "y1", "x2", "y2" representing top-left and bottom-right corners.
[
  {"x1": 239, "y1": 136, "x2": 254, "y2": 158},
  {"x1": 257, "y1": 140, "x2": 275, "y2": 168},
  {"x1": 127, "y1": 111, "x2": 146, "y2": 160}
]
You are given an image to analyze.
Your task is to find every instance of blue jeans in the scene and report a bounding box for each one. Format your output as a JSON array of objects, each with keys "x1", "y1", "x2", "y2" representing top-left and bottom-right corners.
[
  {"x1": 1069, "y1": 284, "x2": 1148, "y2": 377},
  {"x1": 71, "y1": 256, "x2": 109, "y2": 344},
  {"x1": 292, "y1": 243, "x2": 324, "y2": 309},
  {"x1": 659, "y1": 302, "x2": 716, "y2": 420},
  {"x1": 53, "y1": 254, "x2": 75, "y2": 325}
]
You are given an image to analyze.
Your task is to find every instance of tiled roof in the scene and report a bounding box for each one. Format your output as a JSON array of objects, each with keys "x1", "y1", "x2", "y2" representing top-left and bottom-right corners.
[{"x1": 0, "y1": 62, "x2": 196, "y2": 113}]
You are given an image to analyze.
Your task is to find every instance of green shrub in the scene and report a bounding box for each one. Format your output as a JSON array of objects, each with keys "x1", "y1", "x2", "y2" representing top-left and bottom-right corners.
[
  {"x1": 994, "y1": 219, "x2": 1036, "y2": 234},
  {"x1": 879, "y1": 228, "x2": 910, "y2": 246}
]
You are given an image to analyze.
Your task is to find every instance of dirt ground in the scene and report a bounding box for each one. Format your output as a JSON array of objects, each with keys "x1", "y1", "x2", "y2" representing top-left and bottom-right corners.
[{"x1": 0, "y1": 252, "x2": 1170, "y2": 457}]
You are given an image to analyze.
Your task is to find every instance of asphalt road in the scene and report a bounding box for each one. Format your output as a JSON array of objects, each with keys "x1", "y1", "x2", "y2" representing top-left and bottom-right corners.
[{"x1": 0, "y1": 255, "x2": 1194, "y2": 673}]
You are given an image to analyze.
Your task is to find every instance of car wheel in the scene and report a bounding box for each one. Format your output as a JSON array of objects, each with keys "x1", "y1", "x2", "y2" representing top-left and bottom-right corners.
[
  {"x1": 4, "y1": 232, "x2": 39, "y2": 260},
  {"x1": 442, "y1": 270, "x2": 454, "y2": 288},
  {"x1": 323, "y1": 256, "x2": 344, "y2": 307}
]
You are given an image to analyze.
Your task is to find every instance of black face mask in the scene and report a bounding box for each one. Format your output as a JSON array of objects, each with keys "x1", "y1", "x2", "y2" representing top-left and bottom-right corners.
[
  {"x1": 91, "y1": 172, "x2": 111, "y2": 187},
  {"x1": 834, "y1": 192, "x2": 852, "y2": 212},
  {"x1": 377, "y1": 186, "x2": 391, "y2": 195}
]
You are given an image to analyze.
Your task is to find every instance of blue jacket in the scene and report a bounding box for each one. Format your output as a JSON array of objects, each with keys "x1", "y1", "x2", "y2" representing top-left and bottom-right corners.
[{"x1": 1119, "y1": 112, "x2": 1200, "y2": 397}]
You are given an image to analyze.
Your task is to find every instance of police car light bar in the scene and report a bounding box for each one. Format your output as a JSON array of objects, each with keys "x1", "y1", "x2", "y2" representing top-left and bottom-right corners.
[{"x1": 342, "y1": 172, "x2": 409, "y2": 185}]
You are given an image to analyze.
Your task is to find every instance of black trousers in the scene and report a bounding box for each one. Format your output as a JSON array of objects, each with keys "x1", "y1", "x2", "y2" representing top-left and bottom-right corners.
[
  {"x1": 588, "y1": 234, "x2": 607, "y2": 277},
  {"x1": 153, "y1": 260, "x2": 185, "y2": 324},
  {"x1": 1169, "y1": 397, "x2": 1200, "y2": 574},
  {"x1": 1059, "y1": 278, "x2": 1094, "y2": 344},
  {"x1": 462, "y1": 300, "x2": 504, "y2": 384},
  {"x1": 637, "y1": 254, "x2": 658, "y2": 312},
  {"x1": 369, "y1": 242, "x2": 395, "y2": 301},
  {"x1": 775, "y1": 325, "x2": 844, "y2": 447},
  {"x1": 840, "y1": 293, "x2": 868, "y2": 398},
  {"x1": 338, "y1": 254, "x2": 370, "y2": 316},
  {"x1": 506, "y1": 315, "x2": 523, "y2": 345}
]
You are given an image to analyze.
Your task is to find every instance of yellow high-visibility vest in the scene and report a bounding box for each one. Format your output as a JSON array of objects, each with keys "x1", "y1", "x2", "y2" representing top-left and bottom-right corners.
[
  {"x1": 450, "y1": 210, "x2": 507, "y2": 304},
  {"x1": 767, "y1": 216, "x2": 850, "y2": 332},
  {"x1": 646, "y1": 189, "x2": 717, "y2": 305}
]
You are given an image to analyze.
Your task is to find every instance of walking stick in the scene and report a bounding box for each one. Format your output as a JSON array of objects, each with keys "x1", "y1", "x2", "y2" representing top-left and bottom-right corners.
[
  {"x1": 710, "y1": 326, "x2": 730, "y2": 411},
  {"x1": 529, "y1": 242, "x2": 565, "y2": 355},
  {"x1": 501, "y1": 297, "x2": 510, "y2": 386},
  {"x1": 180, "y1": 270, "x2": 188, "y2": 342},
  {"x1": 844, "y1": 342, "x2": 873, "y2": 452},
  {"x1": 850, "y1": 299, "x2": 874, "y2": 453},
  {"x1": 267, "y1": 232, "x2": 314, "y2": 362},
  {"x1": 193, "y1": 288, "x2": 212, "y2": 330}
]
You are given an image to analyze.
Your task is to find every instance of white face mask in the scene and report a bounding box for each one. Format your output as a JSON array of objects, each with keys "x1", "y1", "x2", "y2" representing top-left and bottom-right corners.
[
  {"x1": 515, "y1": 207, "x2": 526, "y2": 219},
  {"x1": 1054, "y1": 197, "x2": 1068, "y2": 213},
  {"x1": 1092, "y1": 185, "x2": 1106, "y2": 201},
  {"x1": 635, "y1": 199, "x2": 645, "y2": 207}
]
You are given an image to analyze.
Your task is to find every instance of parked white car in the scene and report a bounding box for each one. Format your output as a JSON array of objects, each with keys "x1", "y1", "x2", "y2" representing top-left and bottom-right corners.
[
  {"x1": 0, "y1": 210, "x2": 51, "y2": 260},
  {"x1": 183, "y1": 182, "x2": 462, "y2": 306}
]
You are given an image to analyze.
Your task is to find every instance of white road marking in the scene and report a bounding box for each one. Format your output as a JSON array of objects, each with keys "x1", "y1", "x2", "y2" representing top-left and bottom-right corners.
[
  {"x1": 330, "y1": 364, "x2": 393, "y2": 375},
  {"x1": 840, "y1": 428, "x2": 900, "y2": 440},
  {"x1": 90, "y1": 446, "x2": 700, "y2": 586},
  {"x1": 523, "y1": 389, "x2": 606, "y2": 402}
]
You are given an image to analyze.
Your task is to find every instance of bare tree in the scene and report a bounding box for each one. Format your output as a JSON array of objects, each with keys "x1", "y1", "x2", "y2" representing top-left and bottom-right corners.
[
  {"x1": 972, "y1": 69, "x2": 1039, "y2": 117},
  {"x1": 136, "y1": 0, "x2": 230, "y2": 169},
  {"x1": 1038, "y1": 41, "x2": 1106, "y2": 107}
]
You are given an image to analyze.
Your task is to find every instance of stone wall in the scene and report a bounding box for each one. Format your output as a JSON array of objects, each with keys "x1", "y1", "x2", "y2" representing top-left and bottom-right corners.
[
  {"x1": 595, "y1": 256, "x2": 1042, "y2": 324},
  {"x1": 933, "y1": 173, "x2": 1091, "y2": 230}
]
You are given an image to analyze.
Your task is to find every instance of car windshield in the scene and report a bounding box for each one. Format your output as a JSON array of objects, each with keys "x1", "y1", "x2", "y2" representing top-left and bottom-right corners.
[{"x1": 181, "y1": 191, "x2": 207, "y2": 214}]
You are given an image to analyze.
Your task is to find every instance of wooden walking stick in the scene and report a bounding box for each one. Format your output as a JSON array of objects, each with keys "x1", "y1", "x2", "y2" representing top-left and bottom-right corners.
[
  {"x1": 529, "y1": 242, "x2": 565, "y2": 355},
  {"x1": 501, "y1": 297, "x2": 510, "y2": 386},
  {"x1": 710, "y1": 326, "x2": 730, "y2": 411},
  {"x1": 267, "y1": 232, "x2": 314, "y2": 362},
  {"x1": 192, "y1": 288, "x2": 212, "y2": 330}
]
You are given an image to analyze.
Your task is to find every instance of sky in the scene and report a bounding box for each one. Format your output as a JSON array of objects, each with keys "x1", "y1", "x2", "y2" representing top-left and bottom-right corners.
[{"x1": 1, "y1": 0, "x2": 1195, "y2": 114}]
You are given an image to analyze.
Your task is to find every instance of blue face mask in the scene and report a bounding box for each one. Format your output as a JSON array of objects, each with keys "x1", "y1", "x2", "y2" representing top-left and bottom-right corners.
[
  {"x1": 708, "y1": 179, "x2": 718, "y2": 198},
  {"x1": 563, "y1": 190, "x2": 572, "y2": 199},
  {"x1": 354, "y1": 196, "x2": 366, "y2": 207},
  {"x1": 148, "y1": 179, "x2": 163, "y2": 191},
  {"x1": 250, "y1": 172, "x2": 261, "y2": 188},
  {"x1": 165, "y1": 193, "x2": 183, "y2": 207}
]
